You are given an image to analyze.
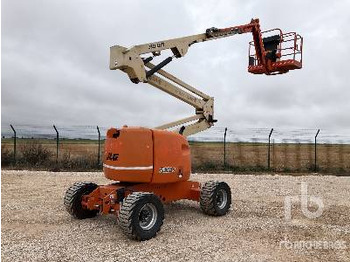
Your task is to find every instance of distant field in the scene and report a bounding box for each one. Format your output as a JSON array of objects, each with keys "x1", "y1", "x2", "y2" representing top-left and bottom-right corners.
[
  {"x1": 1, "y1": 138, "x2": 97, "y2": 144},
  {"x1": 2, "y1": 139, "x2": 350, "y2": 173},
  {"x1": 2, "y1": 138, "x2": 100, "y2": 159},
  {"x1": 191, "y1": 142, "x2": 350, "y2": 173}
]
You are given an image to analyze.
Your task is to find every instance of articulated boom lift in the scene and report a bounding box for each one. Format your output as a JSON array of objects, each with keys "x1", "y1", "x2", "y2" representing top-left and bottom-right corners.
[{"x1": 64, "y1": 19, "x2": 303, "y2": 241}]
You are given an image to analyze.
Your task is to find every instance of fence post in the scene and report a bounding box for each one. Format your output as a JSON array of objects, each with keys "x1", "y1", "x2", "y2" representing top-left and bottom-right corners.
[
  {"x1": 268, "y1": 128, "x2": 274, "y2": 170},
  {"x1": 10, "y1": 125, "x2": 16, "y2": 164},
  {"x1": 272, "y1": 138, "x2": 275, "y2": 169},
  {"x1": 223, "y1": 127, "x2": 228, "y2": 169},
  {"x1": 97, "y1": 126, "x2": 101, "y2": 166},
  {"x1": 314, "y1": 129, "x2": 320, "y2": 172},
  {"x1": 53, "y1": 125, "x2": 59, "y2": 163}
]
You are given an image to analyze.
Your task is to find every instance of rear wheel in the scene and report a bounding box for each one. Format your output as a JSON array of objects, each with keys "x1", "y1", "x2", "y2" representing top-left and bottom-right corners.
[
  {"x1": 118, "y1": 192, "x2": 164, "y2": 241},
  {"x1": 64, "y1": 182, "x2": 99, "y2": 219},
  {"x1": 200, "y1": 181, "x2": 232, "y2": 216}
]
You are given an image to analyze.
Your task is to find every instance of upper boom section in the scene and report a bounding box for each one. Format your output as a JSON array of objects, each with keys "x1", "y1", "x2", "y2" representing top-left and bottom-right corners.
[
  {"x1": 110, "y1": 18, "x2": 302, "y2": 83},
  {"x1": 111, "y1": 19, "x2": 272, "y2": 83}
]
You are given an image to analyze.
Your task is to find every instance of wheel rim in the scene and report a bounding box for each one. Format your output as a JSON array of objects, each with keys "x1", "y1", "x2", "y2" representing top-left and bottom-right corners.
[
  {"x1": 216, "y1": 189, "x2": 228, "y2": 209},
  {"x1": 138, "y1": 203, "x2": 158, "y2": 230}
]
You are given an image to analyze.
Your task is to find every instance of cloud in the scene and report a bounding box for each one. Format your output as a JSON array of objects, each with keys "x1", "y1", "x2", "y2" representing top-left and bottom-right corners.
[{"x1": 2, "y1": 0, "x2": 350, "y2": 133}]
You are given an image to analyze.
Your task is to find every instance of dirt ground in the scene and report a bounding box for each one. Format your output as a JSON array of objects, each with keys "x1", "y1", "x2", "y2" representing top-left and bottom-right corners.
[{"x1": 1, "y1": 171, "x2": 349, "y2": 262}]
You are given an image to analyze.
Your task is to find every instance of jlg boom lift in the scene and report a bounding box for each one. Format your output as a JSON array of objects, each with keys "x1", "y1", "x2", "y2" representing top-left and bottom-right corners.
[{"x1": 64, "y1": 19, "x2": 303, "y2": 240}]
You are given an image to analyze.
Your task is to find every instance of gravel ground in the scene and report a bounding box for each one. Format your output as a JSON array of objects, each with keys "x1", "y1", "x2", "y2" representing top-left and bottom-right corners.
[{"x1": 1, "y1": 170, "x2": 349, "y2": 262}]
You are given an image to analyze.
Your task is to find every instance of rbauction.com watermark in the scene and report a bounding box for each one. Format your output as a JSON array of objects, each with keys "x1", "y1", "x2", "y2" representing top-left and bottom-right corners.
[
  {"x1": 284, "y1": 182, "x2": 324, "y2": 221},
  {"x1": 280, "y1": 238, "x2": 347, "y2": 250}
]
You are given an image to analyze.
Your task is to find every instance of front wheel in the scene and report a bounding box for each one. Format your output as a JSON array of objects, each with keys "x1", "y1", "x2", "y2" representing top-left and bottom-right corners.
[
  {"x1": 64, "y1": 182, "x2": 99, "y2": 219},
  {"x1": 200, "y1": 181, "x2": 232, "y2": 216},
  {"x1": 118, "y1": 192, "x2": 164, "y2": 241}
]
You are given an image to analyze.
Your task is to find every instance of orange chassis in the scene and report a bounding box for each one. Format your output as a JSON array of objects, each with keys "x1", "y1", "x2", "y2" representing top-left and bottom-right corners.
[{"x1": 82, "y1": 181, "x2": 200, "y2": 215}]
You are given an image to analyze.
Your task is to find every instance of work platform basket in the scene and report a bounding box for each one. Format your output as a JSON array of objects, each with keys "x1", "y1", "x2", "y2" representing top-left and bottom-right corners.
[{"x1": 248, "y1": 29, "x2": 303, "y2": 74}]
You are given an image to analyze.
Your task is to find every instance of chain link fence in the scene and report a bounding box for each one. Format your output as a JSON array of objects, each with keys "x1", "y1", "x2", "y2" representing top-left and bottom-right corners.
[
  {"x1": 190, "y1": 127, "x2": 350, "y2": 174},
  {"x1": 1, "y1": 125, "x2": 108, "y2": 170},
  {"x1": 1, "y1": 125, "x2": 350, "y2": 174}
]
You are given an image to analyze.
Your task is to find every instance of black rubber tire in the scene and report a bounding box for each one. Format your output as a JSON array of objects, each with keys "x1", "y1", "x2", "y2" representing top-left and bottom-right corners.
[
  {"x1": 118, "y1": 192, "x2": 164, "y2": 241},
  {"x1": 200, "y1": 180, "x2": 232, "y2": 216},
  {"x1": 64, "y1": 182, "x2": 99, "y2": 219}
]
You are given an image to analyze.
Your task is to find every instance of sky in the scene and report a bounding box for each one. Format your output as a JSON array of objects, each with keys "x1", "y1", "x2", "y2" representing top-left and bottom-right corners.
[{"x1": 2, "y1": 0, "x2": 350, "y2": 133}]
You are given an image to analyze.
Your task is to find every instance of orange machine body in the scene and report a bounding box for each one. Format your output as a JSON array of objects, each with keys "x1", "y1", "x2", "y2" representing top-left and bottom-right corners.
[{"x1": 103, "y1": 126, "x2": 191, "y2": 184}]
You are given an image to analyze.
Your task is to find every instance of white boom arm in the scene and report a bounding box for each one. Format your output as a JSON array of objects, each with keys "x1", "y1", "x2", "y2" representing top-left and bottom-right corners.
[{"x1": 110, "y1": 19, "x2": 275, "y2": 136}]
